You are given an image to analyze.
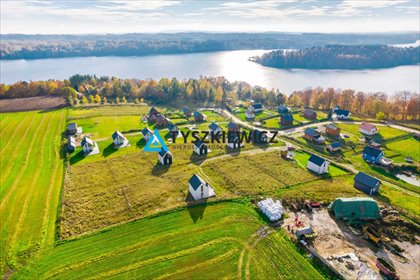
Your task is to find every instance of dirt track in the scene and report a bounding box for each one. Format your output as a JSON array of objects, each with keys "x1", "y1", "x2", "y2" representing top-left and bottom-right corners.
[{"x1": 0, "y1": 96, "x2": 66, "y2": 112}]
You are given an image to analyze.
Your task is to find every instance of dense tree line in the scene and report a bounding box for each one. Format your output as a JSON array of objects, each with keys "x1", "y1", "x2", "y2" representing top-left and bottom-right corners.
[
  {"x1": 1, "y1": 33, "x2": 418, "y2": 60},
  {"x1": 255, "y1": 45, "x2": 420, "y2": 69},
  {"x1": 0, "y1": 75, "x2": 418, "y2": 120}
]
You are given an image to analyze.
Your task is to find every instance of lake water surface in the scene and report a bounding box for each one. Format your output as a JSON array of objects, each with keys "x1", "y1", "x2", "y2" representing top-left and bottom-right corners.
[{"x1": 1, "y1": 50, "x2": 419, "y2": 94}]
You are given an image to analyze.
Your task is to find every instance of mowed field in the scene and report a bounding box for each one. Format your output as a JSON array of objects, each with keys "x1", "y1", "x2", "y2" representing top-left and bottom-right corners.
[
  {"x1": 0, "y1": 109, "x2": 66, "y2": 274},
  {"x1": 15, "y1": 202, "x2": 324, "y2": 280}
]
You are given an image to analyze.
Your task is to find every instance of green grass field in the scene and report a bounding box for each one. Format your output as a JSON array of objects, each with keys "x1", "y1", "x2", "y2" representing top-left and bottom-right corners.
[
  {"x1": 15, "y1": 202, "x2": 324, "y2": 280},
  {"x1": 0, "y1": 109, "x2": 66, "y2": 274}
]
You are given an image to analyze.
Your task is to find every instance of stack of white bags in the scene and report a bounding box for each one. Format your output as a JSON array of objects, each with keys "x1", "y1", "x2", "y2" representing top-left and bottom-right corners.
[{"x1": 258, "y1": 198, "x2": 283, "y2": 221}]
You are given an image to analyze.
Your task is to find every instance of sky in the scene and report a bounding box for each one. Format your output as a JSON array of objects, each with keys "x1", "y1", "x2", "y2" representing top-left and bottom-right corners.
[{"x1": 1, "y1": 0, "x2": 419, "y2": 34}]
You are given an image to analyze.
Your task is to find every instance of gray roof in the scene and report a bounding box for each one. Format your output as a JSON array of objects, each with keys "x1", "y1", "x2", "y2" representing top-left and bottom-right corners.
[
  {"x1": 112, "y1": 130, "x2": 124, "y2": 140},
  {"x1": 330, "y1": 142, "x2": 342, "y2": 149},
  {"x1": 209, "y1": 122, "x2": 221, "y2": 131},
  {"x1": 304, "y1": 127, "x2": 319, "y2": 137},
  {"x1": 68, "y1": 123, "x2": 77, "y2": 130},
  {"x1": 326, "y1": 124, "x2": 339, "y2": 130},
  {"x1": 81, "y1": 136, "x2": 93, "y2": 147},
  {"x1": 158, "y1": 148, "x2": 172, "y2": 157},
  {"x1": 363, "y1": 146, "x2": 383, "y2": 157},
  {"x1": 308, "y1": 154, "x2": 327, "y2": 166},
  {"x1": 354, "y1": 172, "x2": 381, "y2": 188},
  {"x1": 142, "y1": 127, "x2": 153, "y2": 136},
  {"x1": 189, "y1": 174, "x2": 206, "y2": 191}
]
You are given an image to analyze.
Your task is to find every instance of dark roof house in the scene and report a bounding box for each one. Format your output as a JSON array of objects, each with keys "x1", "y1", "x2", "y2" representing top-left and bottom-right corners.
[
  {"x1": 354, "y1": 172, "x2": 381, "y2": 195},
  {"x1": 303, "y1": 109, "x2": 317, "y2": 120}
]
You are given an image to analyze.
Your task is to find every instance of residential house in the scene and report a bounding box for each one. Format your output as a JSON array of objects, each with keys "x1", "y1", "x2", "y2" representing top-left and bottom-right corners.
[
  {"x1": 67, "y1": 123, "x2": 82, "y2": 135},
  {"x1": 326, "y1": 124, "x2": 341, "y2": 136},
  {"x1": 167, "y1": 123, "x2": 180, "y2": 137},
  {"x1": 277, "y1": 105, "x2": 290, "y2": 115},
  {"x1": 142, "y1": 127, "x2": 154, "y2": 142},
  {"x1": 67, "y1": 136, "x2": 76, "y2": 152},
  {"x1": 156, "y1": 114, "x2": 170, "y2": 127},
  {"x1": 112, "y1": 130, "x2": 129, "y2": 147},
  {"x1": 303, "y1": 128, "x2": 325, "y2": 144},
  {"x1": 334, "y1": 109, "x2": 351, "y2": 120},
  {"x1": 193, "y1": 111, "x2": 206, "y2": 122},
  {"x1": 251, "y1": 103, "x2": 263, "y2": 113},
  {"x1": 227, "y1": 121, "x2": 240, "y2": 132},
  {"x1": 280, "y1": 114, "x2": 294, "y2": 126},
  {"x1": 193, "y1": 139, "x2": 208, "y2": 155},
  {"x1": 81, "y1": 136, "x2": 99, "y2": 156},
  {"x1": 245, "y1": 109, "x2": 255, "y2": 119},
  {"x1": 188, "y1": 174, "x2": 216, "y2": 201},
  {"x1": 227, "y1": 133, "x2": 241, "y2": 149},
  {"x1": 307, "y1": 154, "x2": 329, "y2": 174},
  {"x1": 252, "y1": 129, "x2": 268, "y2": 144},
  {"x1": 158, "y1": 148, "x2": 173, "y2": 165},
  {"x1": 303, "y1": 109, "x2": 317, "y2": 120},
  {"x1": 354, "y1": 172, "x2": 381, "y2": 195},
  {"x1": 183, "y1": 108, "x2": 192, "y2": 117},
  {"x1": 149, "y1": 107, "x2": 160, "y2": 117},
  {"x1": 362, "y1": 146, "x2": 384, "y2": 164},
  {"x1": 209, "y1": 122, "x2": 223, "y2": 135},
  {"x1": 359, "y1": 122, "x2": 379, "y2": 135},
  {"x1": 327, "y1": 142, "x2": 342, "y2": 153}
]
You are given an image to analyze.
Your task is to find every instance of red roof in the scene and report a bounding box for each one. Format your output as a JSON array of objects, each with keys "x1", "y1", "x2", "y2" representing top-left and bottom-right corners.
[{"x1": 360, "y1": 122, "x2": 376, "y2": 131}]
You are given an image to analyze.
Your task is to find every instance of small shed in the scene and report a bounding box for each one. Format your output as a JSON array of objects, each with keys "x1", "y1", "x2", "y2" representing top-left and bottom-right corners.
[
  {"x1": 67, "y1": 136, "x2": 76, "y2": 152},
  {"x1": 295, "y1": 226, "x2": 314, "y2": 239},
  {"x1": 354, "y1": 172, "x2": 381, "y2": 195},
  {"x1": 141, "y1": 127, "x2": 154, "y2": 142},
  {"x1": 280, "y1": 114, "x2": 294, "y2": 126},
  {"x1": 303, "y1": 109, "x2": 317, "y2": 120},
  {"x1": 193, "y1": 140, "x2": 208, "y2": 155},
  {"x1": 193, "y1": 111, "x2": 206, "y2": 122},
  {"x1": 188, "y1": 174, "x2": 215, "y2": 200},
  {"x1": 359, "y1": 122, "x2": 379, "y2": 135},
  {"x1": 328, "y1": 197, "x2": 381, "y2": 220},
  {"x1": 326, "y1": 124, "x2": 341, "y2": 136},
  {"x1": 307, "y1": 154, "x2": 329, "y2": 174},
  {"x1": 327, "y1": 142, "x2": 342, "y2": 152},
  {"x1": 362, "y1": 146, "x2": 384, "y2": 164},
  {"x1": 158, "y1": 148, "x2": 173, "y2": 165}
]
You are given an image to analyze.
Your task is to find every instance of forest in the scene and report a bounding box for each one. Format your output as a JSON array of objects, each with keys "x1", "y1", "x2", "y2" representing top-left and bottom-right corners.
[
  {"x1": 1, "y1": 32, "x2": 418, "y2": 60},
  {"x1": 254, "y1": 44, "x2": 419, "y2": 69},
  {"x1": 0, "y1": 74, "x2": 418, "y2": 121}
]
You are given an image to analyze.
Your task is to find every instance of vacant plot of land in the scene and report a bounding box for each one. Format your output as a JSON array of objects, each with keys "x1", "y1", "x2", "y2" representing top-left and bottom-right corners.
[
  {"x1": 68, "y1": 105, "x2": 151, "y2": 119},
  {"x1": 0, "y1": 96, "x2": 66, "y2": 112},
  {"x1": 337, "y1": 123, "x2": 410, "y2": 140},
  {"x1": 386, "y1": 137, "x2": 420, "y2": 162},
  {"x1": 17, "y1": 202, "x2": 324, "y2": 280},
  {"x1": 0, "y1": 110, "x2": 66, "y2": 274}
]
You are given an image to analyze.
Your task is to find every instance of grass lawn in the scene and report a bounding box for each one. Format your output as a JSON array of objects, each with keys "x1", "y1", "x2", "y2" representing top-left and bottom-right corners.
[
  {"x1": 0, "y1": 109, "x2": 66, "y2": 274},
  {"x1": 385, "y1": 137, "x2": 420, "y2": 162},
  {"x1": 16, "y1": 202, "x2": 324, "y2": 280},
  {"x1": 293, "y1": 151, "x2": 348, "y2": 177},
  {"x1": 69, "y1": 105, "x2": 152, "y2": 119}
]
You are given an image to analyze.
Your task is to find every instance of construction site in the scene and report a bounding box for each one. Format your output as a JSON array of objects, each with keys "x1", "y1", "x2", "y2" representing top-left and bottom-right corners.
[{"x1": 281, "y1": 199, "x2": 420, "y2": 280}]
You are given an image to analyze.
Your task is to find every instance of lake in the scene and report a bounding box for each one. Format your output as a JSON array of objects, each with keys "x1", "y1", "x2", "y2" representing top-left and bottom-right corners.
[{"x1": 1, "y1": 50, "x2": 419, "y2": 94}]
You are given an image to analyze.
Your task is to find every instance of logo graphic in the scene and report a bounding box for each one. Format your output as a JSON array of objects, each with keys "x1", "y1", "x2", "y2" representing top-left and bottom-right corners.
[{"x1": 144, "y1": 129, "x2": 168, "y2": 152}]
